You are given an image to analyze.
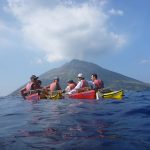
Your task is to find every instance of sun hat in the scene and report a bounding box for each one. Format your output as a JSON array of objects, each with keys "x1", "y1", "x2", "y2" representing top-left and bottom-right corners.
[{"x1": 77, "y1": 73, "x2": 84, "y2": 78}]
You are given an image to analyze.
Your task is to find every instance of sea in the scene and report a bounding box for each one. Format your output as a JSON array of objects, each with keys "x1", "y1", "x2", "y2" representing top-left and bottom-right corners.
[{"x1": 0, "y1": 90, "x2": 150, "y2": 150}]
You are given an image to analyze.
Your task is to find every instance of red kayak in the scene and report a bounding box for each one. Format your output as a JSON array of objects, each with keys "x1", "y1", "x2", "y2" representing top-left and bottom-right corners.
[
  {"x1": 25, "y1": 93, "x2": 40, "y2": 101},
  {"x1": 68, "y1": 90, "x2": 96, "y2": 100}
]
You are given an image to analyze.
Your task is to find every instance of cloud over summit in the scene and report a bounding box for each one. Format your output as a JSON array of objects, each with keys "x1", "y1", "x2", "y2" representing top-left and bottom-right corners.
[{"x1": 7, "y1": 0, "x2": 127, "y2": 62}]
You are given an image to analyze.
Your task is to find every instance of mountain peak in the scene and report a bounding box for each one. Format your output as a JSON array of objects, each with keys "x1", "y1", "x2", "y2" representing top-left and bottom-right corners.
[
  {"x1": 66, "y1": 59, "x2": 90, "y2": 66},
  {"x1": 42, "y1": 59, "x2": 150, "y2": 90},
  {"x1": 69, "y1": 59, "x2": 97, "y2": 65}
]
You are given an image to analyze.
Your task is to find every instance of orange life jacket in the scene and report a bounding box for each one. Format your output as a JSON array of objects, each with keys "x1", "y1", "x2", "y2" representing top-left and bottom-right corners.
[
  {"x1": 81, "y1": 80, "x2": 89, "y2": 88},
  {"x1": 50, "y1": 82, "x2": 61, "y2": 92},
  {"x1": 25, "y1": 82, "x2": 33, "y2": 91}
]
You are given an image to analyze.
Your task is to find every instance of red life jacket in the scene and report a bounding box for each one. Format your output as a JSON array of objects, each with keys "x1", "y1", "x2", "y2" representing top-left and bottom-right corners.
[
  {"x1": 94, "y1": 79, "x2": 104, "y2": 89},
  {"x1": 50, "y1": 82, "x2": 61, "y2": 92},
  {"x1": 76, "y1": 80, "x2": 89, "y2": 92},
  {"x1": 81, "y1": 80, "x2": 89, "y2": 88}
]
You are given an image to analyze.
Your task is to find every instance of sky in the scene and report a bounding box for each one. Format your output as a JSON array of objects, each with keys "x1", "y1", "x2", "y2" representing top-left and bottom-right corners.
[{"x1": 0, "y1": 0, "x2": 150, "y2": 96}]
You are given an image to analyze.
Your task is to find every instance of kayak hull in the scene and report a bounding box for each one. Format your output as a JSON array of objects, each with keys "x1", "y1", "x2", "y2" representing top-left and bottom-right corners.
[
  {"x1": 26, "y1": 93, "x2": 40, "y2": 101},
  {"x1": 67, "y1": 90, "x2": 96, "y2": 100},
  {"x1": 100, "y1": 90, "x2": 124, "y2": 99},
  {"x1": 25, "y1": 92, "x2": 63, "y2": 101}
]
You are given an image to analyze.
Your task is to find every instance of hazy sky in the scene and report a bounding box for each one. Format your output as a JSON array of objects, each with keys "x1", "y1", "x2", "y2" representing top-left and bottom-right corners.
[{"x1": 0, "y1": 0, "x2": 150, "y2": 96}]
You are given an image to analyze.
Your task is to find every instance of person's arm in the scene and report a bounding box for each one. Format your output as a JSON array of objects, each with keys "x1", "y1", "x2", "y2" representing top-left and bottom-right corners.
[
  {"x1": 44, "y1": 84, "x2": 50, "y2": 90},
  {"x1": 68, "y1": 81, "x2": 82, "y2": 94},
  {"x1": 65, "y1": 86, "x2": 70, "y2": 93},
  {"x1": 20, "y1": 87, "x2": 26, "y2": 93},
  {"x1": 74, "y1": 81, "x2": 82, "y2": 90}
]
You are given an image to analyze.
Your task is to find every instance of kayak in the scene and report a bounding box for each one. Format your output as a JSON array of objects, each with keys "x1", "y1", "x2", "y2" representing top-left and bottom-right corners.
[
  {"x1": 25, "y1": 91, "x2": 63, "y2": 101},
  {"x1": 67, "y1": 90, "x2": 96, "y2": 100},
  {"x1": 25, "y1": 93, "x2": 40, "y2": 101},
  {"x1": 46, "y1": 91, "x2": 63, "y2": 100},
  {"x1": 98, "y1": 89, "x2": 124, "y2": 99}
]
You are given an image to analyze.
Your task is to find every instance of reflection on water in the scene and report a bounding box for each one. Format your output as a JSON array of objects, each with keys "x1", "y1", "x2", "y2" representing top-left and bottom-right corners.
[{"x1": 0, "y1": 91, "x2": 150, "y2": 149}]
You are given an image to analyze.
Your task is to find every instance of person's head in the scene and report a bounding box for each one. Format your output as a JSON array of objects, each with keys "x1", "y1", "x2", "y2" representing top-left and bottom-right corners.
[
  {"x1": 30, "y1": 75, "x2": 38, "y2": 82},
  {"x1": 37, "y1": 80, "x2": 42, "y2": 85},
  {"x1": 91, "y1": 73, "x2": 97, "y2": 81},
  {"x1": 53, "y1": 77, "x2": 59, "y2": 82},
  {"x1": 77, "y1": 73, "x2": 84, "y2": 81},
  {"x1": 67, "y1": 80, "x2": 74, "y2": 85}
]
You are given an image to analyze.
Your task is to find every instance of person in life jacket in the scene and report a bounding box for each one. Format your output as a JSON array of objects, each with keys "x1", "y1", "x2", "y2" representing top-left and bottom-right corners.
[
  {"x1": 36, "y1": 80, "x2": 43, "y2": 89},
  {"x1": 68, "y1": 73, "x2": 89, "y2": 94},
  {"x1": 65, "y1": 80, "x2": 77, "y2": 93},
  {"x1": 91, "y1": 73, "x2": 104, "y2": 90},
  {"x1": 20, "y1": 75, "x2": 39, "y2": 99},
  {"x1": 35, "y1": 80, "x2": 44, "y2": 94},
  {"x1": 48, "y1": 77, "x2": 62, "y2": 92}
]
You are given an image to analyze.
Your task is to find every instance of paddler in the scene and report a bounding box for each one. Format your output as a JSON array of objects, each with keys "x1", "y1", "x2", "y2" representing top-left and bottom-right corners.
[
  {"x1": 46, "y1": 77, "x2": 62, "y2": 92},
  {"x1": 20, "y1": 75, "x2": 39, "y2": 98},
  {"x1": 91, "y1": 73, "x2": 104, "y2": 90},
  {"x1": 65, "y1": 80, "x2": 77, "y2": 93},
  {"x1": 68, "y1": 73, "x2": 89, "y2": 94}
]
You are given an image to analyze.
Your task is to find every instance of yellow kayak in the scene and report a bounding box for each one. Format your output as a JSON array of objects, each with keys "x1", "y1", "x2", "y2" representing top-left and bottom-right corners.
[
  {"x1": 97, "y1": 89, "x2": 124, "y2": 100},
  {"x1": 40, "y1": 90, "x2": 63, "y2": 100},
  {"x1": 49, "y1": 92, "x2": 63, "y2": 100}
]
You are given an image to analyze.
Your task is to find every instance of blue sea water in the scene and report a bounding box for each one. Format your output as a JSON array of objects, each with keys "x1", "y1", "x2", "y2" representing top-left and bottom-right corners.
[{"x1": 0, "y1": 91, "x2": 150, "y2": 150}]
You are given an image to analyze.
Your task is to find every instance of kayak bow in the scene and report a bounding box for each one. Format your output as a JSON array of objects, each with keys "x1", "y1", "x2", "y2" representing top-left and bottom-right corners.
[{"x1": 98, "y1": 90, "x2": 124, "y2": 99}]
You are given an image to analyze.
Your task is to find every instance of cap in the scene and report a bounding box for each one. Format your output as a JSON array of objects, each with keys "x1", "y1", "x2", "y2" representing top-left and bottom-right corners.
[
  {"x1": 77, "y1": 73, "x2": 84, "y2": 78},
  {"x1": 30, "y1": 75, "x2": 38, "y2": 80}
]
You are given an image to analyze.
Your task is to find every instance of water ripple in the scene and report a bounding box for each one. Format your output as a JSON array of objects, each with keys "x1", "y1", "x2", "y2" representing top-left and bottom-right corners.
[
  {"x1": 124, "y1": 106, "x2": 150, "y2": 117},
  {"x1": 0, "y1": 91, "x2": 150, "y2": 149}
]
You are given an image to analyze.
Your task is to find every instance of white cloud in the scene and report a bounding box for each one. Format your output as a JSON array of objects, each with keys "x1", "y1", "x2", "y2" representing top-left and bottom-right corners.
[
  {"x1": 140, "y1": 59, "x2": 150, "y2": 64},
  {"x1": 30, "y1": 57, "x2": 44, "y2": 65},
  {"x1": 0, "y1": 20, "x2": 17, "y2": 50},
  {"x1": 36, "y1": 58, "x2": 43, "y2": 64},
  {"x1": 6, "y1": 0, "x2": 127, "y2": 62},
  {"x1": 108, "y1": 8, "x2": 124, "y2": 16}
]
